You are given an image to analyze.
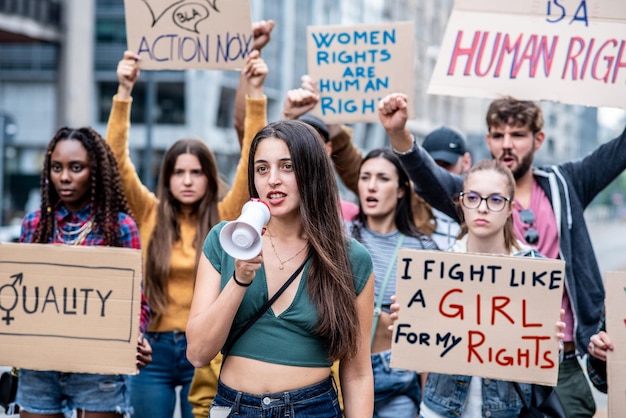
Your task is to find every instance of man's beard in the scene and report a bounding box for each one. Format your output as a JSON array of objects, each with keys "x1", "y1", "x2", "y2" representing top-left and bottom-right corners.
[{"x1": 493, "y1": 150, "x2": 534, "y2": 180}]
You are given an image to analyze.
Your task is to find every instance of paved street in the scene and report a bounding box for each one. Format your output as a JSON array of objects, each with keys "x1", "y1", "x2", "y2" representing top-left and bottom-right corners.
[{"x1": 2, "y1": 220, "x2": 625, "y2": 417}]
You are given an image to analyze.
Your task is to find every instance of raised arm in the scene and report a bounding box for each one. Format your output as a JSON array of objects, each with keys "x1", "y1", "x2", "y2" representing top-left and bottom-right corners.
[
  {"x1": 281, "y1": 87, "x2": 319, "y2": 120},
  {"x1": 329, "y1": 125, "x2": 363, "y2": 194},
  {"x1": 378, "y1": 93, "x2": 464, "y2": 220},
  {"x1": 218, "y1": 50, "x2": 268, "y2": 221},
  {"x1": 292, "y1": 75, "x2": 364, "y2": 194},
  {"x1": 233, "y1": 20, "x2": 275, "y2": 145},
  {"x1": 560, "y1": 124, "x2": 626, "y2": 208},
  {"x1": 106, "y1": 51, "x2": 157, "y2": 226}
]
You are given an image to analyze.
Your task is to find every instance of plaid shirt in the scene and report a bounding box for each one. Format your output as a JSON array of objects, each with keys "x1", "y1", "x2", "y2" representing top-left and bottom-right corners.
[{"x1": 20, "y1": 204, "x2": 150, "y2": 333}]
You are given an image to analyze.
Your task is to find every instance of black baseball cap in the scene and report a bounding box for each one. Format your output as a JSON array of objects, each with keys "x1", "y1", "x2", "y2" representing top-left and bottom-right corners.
[
  {"x1": 298, "y1": 113, "x2": 330, "y2": 143},
  {"x1": 422, "y1": 126, "x2": 467, "y2": 165}
]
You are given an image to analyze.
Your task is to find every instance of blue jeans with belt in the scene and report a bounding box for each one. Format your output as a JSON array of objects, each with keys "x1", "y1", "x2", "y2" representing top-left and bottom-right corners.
[
  {"x1": 211, "y1": 377, "x2": 342, "y2": 417},
  {"x1": 130, "y1": 331, "x2": 195, "y2": 418},
  {"x1": 372, "y1": 349, "x2": 420, "y2": 418}
]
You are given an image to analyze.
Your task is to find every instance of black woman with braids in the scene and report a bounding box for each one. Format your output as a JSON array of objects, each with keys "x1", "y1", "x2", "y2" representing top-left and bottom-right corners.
[{"x1": 16, "y1": 126, "x2": 152, "y2": 418}]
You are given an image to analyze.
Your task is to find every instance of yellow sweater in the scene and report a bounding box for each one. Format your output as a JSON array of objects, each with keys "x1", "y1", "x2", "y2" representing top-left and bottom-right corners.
[{"x1": 106, "y1": 94, "x2": 267, "y2": 332}]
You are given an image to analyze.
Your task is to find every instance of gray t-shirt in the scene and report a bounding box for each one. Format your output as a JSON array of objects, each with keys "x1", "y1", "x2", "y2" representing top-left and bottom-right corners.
[{"x1": 348, "y1": 223, "x2": 438, "y2": 309}]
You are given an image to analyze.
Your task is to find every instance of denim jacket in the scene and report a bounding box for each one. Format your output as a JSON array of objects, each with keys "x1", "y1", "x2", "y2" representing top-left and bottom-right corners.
[
  {"x1": 423, "y1": 374, "x2": 530, "y2": 418},
  {"x1": 422, "y1": 237, "x2": 535, "y2": 417}
]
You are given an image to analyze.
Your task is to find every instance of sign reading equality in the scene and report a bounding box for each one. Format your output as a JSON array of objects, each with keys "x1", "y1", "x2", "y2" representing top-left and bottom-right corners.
[
  {"x1": 390, "y1": 249, "x2": 565, "y2": 386},
  {"x1": 0, "y1": 243, "x2": 142, "y2": 374},
  {"x1": 428, "y1": 0, "x2": 626, "y2": 108},
  {"x1": 124, "y1": 0, "x2": 253, "y2": 70},
  {"x1": 307, "y1": 21, "x2": 415, "y2": 124}
]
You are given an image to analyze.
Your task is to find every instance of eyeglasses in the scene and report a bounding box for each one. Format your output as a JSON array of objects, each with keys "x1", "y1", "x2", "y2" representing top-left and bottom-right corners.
[
  {"x1": 519, "y1": 209, "x2": 539, "y2": 245},
  {"x1": 459, "y1": 191, "x2": 511, "y2": 212}
]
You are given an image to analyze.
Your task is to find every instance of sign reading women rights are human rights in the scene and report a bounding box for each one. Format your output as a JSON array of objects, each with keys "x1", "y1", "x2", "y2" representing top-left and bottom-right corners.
[
  {"x1": 123, "y1": 0, "x2": 253, "y2": 70},
  {"x1": 428, "y1": 0, "x2": 626, "y2": 109},
  {"x1": 307, "y1": 22, "x2": 414, "y2": 124},
  {"x1": 390, "y1": 250, "x2": 565, "y2": 386}
]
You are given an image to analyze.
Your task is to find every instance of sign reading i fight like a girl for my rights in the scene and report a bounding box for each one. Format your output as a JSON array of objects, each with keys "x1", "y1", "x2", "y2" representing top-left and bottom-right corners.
[{"x1": 391, "y1": 249, "x2": 565, "y2": 386}]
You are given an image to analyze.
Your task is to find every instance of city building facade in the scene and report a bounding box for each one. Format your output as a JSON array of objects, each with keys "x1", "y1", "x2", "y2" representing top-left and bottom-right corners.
[{"x1": 0, "y1": 0, "x2": 598, "y2": 227}]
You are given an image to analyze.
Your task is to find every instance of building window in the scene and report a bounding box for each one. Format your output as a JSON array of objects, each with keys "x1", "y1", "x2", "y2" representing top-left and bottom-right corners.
[
  {"x1": 96, "y1": 18, "x2": 127, "y2": 43},
  {"x1": 98, "y1": 81, "x2": 185, "y2": 124},
  {"x1": 216, "y1": 86, "x2": 236, "y2": 129}
]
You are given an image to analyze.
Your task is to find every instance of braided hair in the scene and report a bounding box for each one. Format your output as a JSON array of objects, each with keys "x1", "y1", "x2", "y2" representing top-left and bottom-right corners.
[{"x1": 33, "y1": 127, "x2": 133, "y2": 247}]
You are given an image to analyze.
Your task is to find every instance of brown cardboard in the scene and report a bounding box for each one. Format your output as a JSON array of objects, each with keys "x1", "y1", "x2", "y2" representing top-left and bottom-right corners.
[
  {"x1": 390, "y1": 249, "x2": 564, "y2": 386},
  {"x1": 427, "y1": 0, "x2": 626, "y2": 109},
  {"x1": 123, "y1": 0, "x2": 253, "y2": 70},
  {"x1": 605, "y1": 271, "x2": 626, "y2": 417},
  {"x1": 0, "y1": 242, "x2": 142, "y2": 374},
  {"x1": 307, "y1": 21, "x2": 415, "y2": 124}
]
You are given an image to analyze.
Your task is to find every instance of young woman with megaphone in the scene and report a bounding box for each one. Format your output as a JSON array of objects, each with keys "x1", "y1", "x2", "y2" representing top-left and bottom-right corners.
[{"x1": 187, "y1": 119, "x2": 375, "y2": 417}]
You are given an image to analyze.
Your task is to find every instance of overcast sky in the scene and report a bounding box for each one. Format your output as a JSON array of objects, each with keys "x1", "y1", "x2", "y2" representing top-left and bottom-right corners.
[{"x1": 598, "y1": 108, "x2": 626, "y2": 131}]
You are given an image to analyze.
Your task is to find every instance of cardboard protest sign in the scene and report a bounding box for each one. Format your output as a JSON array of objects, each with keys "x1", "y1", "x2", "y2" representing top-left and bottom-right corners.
[
  {"x1": 307, "y1": 21, "x2": 415, "y2": 124},
  {"x1": 428, "y1": 0, "x2": 626, "y2": 108},
  {"x1": 0, "y1": 243, "x2": 142, "y2": 374},
  {"x1": 124, "y1": 0, "x2": 253, "y2": 70},
  {"x1": 605, "y1": 271, "x2": 626, "y2": 416},
  {"x1": 390, "y1": 250, "x2": 565, "y2": 386}
]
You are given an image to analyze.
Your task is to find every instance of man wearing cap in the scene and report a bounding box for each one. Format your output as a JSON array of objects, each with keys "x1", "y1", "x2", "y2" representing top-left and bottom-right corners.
[{"x1": 421, "y1": 127, "x2": 471, "y2": 250}]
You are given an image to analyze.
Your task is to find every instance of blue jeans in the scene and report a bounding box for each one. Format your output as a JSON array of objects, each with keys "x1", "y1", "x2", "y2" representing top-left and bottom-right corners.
[
  {"x1": 211, "y1": 377, "x2": 342, "y2": 417},
  {"x1": 372, "y1": 350, "x2": 420, "y2": 418},
  {"x1": 16, "y1": 369, "x2": 131, "y2": 416},
  {"x1": 130, "y1": 331, "x2": 195, "y2": 418}
]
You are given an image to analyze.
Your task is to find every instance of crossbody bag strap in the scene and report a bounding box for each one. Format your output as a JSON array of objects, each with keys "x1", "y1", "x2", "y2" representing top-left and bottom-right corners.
[
  {"x1": 371, "y1": 234, "x2": 405, "y2": 346},
  {"x1": 512, "y1": 381, "x2": 531, "y2": 410},
  {"x1": 222, "y1": 255, "x2": 311, "y2": 357}
]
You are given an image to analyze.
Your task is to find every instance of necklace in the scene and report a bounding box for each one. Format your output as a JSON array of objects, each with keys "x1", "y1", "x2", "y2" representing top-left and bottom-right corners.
[
  {"x1": 266, "y1": 227, "x2": 308, "y2": 270},
  {"x1": 55, "y1": 219, "x2": 94, "y2": 245}
]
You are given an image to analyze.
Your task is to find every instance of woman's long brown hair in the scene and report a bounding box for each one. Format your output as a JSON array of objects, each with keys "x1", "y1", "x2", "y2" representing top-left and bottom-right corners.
[{"x1": 145, "y1": 138, "x2": 220, "y2": 326}]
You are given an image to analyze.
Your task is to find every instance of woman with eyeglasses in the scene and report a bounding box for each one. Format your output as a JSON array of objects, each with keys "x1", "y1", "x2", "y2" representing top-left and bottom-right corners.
[{"x1": 417, "y1": 159, "x2": 564, "y2": 418}]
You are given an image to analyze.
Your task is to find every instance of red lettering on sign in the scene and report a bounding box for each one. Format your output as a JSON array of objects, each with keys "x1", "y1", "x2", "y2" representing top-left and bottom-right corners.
[
  {"x1": 522, "y1": 300, "x2": 542, "y2": 328},
  {"x1": 467, "y1": 331, "x2": 556, "y2": 368}
]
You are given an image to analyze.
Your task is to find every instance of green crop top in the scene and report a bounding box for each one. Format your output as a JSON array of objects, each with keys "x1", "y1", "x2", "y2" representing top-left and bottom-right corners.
[{"x1": 203, "y1": 221, "x2": 373, "y2": 367}]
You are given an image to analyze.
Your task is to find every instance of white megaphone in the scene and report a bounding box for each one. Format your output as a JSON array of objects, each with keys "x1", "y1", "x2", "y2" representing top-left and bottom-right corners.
[{"x1": 219, "y1": 198, "x2": 271, "y2": 260}]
